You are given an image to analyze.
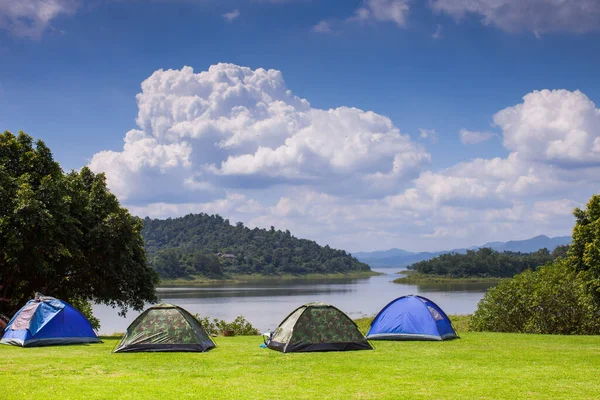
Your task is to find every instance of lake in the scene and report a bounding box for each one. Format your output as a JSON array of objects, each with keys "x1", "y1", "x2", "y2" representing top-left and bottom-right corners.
[{"x1": 93, "y1": 269, "x2": 495, "y2": 335}]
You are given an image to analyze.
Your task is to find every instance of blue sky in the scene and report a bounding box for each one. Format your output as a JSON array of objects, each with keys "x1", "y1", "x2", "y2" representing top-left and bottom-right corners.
[{"x1": 1, "y1": 0, "x2": 600, "y2": 252}]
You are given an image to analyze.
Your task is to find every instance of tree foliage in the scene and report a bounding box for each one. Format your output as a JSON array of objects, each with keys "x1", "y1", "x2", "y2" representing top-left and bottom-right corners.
[
  {"x1": 407, "y1": 246, "x2": 568, "y2": 278},
  {"x1": 0, "y1": 131, "x2": 158, "y2": 318},
  {"x1": 142, "y1": 214, "x2": 370, "y2": 278},
  {"x1": 569, "y1": 194, "x2": 600, "y2": 300}
]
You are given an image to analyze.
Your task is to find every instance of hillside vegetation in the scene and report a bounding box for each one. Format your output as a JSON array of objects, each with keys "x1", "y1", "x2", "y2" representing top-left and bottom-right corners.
[{"x1": 142, "y1": 213, "x2": 370, "y2": 279}]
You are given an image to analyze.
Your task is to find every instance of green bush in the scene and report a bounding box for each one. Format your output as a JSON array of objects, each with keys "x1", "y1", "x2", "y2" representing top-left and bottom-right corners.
[
  {"x1": 448, "y1": 315, "x2": 471, "y2": 334},
  {"x1": 196, "y1": 315, "x2": 259, "y2": 336},
  {"x1": 471, "y1": 260, "x2": 600, "y2": 334}
]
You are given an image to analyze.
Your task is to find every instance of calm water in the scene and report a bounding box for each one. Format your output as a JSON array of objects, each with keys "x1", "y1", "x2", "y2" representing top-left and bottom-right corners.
[{"x1": 93, "y1": 269, "x2": 495, "y2": 334}]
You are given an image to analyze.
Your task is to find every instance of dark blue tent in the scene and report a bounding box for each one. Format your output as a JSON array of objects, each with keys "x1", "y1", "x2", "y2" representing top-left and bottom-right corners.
[
  {"x1": 1, "y1": 295, "x2": 100, "y2": 347},
  {"x1": 367, "y1": 295, "x2": 458, "y2": 341}
]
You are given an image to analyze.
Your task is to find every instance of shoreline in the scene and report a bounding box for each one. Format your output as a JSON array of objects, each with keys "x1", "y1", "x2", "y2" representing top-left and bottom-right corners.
[
  {"x1": 393, "y1": 271, "x2": 505, "y2": 285},
  {"x1": 159, "y1": 270, "x2": 383, "y2": 286}
]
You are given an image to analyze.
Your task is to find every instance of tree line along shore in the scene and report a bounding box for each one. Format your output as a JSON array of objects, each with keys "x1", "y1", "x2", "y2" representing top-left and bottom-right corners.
[{"x1": 393, "y1": 246, "x2": 569, "y2": 284}]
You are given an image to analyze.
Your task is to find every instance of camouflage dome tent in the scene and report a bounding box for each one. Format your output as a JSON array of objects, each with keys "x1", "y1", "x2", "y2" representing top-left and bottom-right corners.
[
  {"x1": 266, "y1": 302, "x2": 373, "y2": 353},
  {"x1": 113, "y1": 304, "x2": 215, "y2": 353}
]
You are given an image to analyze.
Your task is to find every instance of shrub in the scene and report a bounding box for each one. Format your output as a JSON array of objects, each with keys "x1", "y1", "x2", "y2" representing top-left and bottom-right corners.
[
  {"x1": 225, "y1": 315, "x2": 260, "y2": 335},
  {"x1": 196, "y1": 316, "x2": 221, "y2": 336},
  {"x1": 196, "y1": 315, "x2": 259, "y2": 336},
  {"x1": 448, "y1": 315, "x2": 471, "y2": 334},
  {"x1": 471, "y1": 260, "x2": 600, "y2": 334}
]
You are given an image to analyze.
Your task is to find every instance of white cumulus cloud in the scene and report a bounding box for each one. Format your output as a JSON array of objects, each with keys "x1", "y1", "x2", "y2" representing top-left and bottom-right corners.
[
  {"x1": 495, "y1": 89, "x2": 600, "y2": 167},
  {"x1": 91, "y1": 64, "x2": 600, "y2": 251},
  {"x1": 89, "y1": 63, "x2": 429, "y2": 202},
  {"x1": 381, "y1": 88, "x2": 600, "y2": 247}
]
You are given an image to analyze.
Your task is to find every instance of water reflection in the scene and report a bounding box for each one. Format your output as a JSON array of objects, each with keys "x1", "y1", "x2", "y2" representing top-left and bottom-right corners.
[
  {"x1": 413, "y1": 282, "x2": 498, "y2": 292},
  {"x1": 93, "y1": 269, "x2": 492, "y2": 335},
  {"x1": 157, "y1": 285, "x2": 354, "y2": 299}
]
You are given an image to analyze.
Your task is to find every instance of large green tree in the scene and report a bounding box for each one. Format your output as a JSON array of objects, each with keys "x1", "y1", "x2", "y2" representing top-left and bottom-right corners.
[
  {"x1": 0, "y1": 131, "x2": 158, "y2": 318},
  {"x1": 570, "y1": 194, "x2": 600, "y2": 298}
]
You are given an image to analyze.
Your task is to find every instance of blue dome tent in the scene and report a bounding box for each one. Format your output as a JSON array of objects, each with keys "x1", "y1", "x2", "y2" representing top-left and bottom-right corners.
[
  {"x1": 1, "y1": 294, "x2": 100, "y2": 347},
  {"x1": 367, "y1": 295, "x2": 458, "y2": 341}
]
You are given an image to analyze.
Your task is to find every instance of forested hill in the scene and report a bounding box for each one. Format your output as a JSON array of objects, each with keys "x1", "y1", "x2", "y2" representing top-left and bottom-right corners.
[
  {"x1": 141, "y1": 213, "x2": 370, "y2": 279},
  {"x1": 407, "y1": 246, "x2": 570, "y2": 278}
]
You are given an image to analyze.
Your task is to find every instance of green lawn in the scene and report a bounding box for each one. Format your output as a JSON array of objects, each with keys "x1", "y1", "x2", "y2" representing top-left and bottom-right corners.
[{"x1": 2, "y1": 333, "x2": 600, "y2": 399}]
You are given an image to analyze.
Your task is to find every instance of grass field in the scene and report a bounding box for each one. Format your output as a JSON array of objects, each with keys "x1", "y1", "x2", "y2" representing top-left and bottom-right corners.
[{"x1": 2, "y1": 332, "x2": 600, "y2": 399}]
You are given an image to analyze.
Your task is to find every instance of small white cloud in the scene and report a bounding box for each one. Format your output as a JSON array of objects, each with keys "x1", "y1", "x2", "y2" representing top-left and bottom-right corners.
[
  {"x1": 222, "y1": 9, "x2": 240, "y2": 22},
  {"x1": 349, "y1": 0, "x2": 411, "y2": 28},
  {"x1": 431, "y1": 0, "x2": 600, "y2": 35},
  {"x1": 459, "y1": 129, "x2": 496, "y2": 145},
  {"x1": 419, "y1": 128, "x2": 438, "y2": 144},
  {"x1": 0, "y1": 0, "x2": 79, "y2": 39},
  {"x1": 312, "y1": 20, "x2": 332, "y2": 34},
  {"x1": 431, "y1": 24, "x2": 443, "y2": 39}
]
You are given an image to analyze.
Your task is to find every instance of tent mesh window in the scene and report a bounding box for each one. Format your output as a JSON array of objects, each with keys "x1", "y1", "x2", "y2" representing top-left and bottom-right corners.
[
  {"x1": 10, "y1": 303, "x2": 42, "y2": 330},
  {"x1": 427, "y1": 306, "x2": 444, "y2": 321}
]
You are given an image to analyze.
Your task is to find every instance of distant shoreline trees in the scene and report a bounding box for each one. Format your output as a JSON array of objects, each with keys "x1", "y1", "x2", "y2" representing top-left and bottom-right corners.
[{"x1": 407, "y1": 246, "x2": 569, "y2": 278}]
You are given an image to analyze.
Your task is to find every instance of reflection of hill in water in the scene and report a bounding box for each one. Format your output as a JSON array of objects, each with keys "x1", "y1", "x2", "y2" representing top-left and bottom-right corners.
[
  {"x1": 160, "y1": 276, "x2": 370, "y2": 290},
  {"x1": 413, "y1": 282, "x2": 498, "y2": 293},
  {"x1": 158, "y1": 285, "x2": 354, "y2": 299},
  {"x1": 157, "y1": 276, "x2": 371, "y2": 299}
]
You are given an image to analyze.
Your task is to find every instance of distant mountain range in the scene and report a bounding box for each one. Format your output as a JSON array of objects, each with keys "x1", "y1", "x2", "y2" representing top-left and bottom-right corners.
[{"x1": 353, "y1": 235, "x2": 572, "y2": 268}]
